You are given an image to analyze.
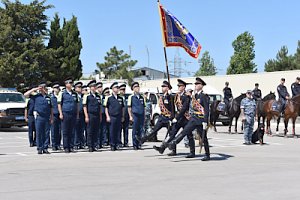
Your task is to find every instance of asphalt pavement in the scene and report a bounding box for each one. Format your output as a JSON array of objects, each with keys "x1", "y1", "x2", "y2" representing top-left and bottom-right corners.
[{"x1": 0, "y1": 121, "x2": 300, "y2": 200}]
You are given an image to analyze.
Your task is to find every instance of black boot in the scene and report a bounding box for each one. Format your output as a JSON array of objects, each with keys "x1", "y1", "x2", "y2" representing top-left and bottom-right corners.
[
  {"x1": 201, "y1": 155, "x2": 210, "y2": 161},
  {"x1": 167, "y1": 132, "x2": 186, "y2": 150},
  {"x1": 153, "y1": 142, "x2": 167, "y2": 154},
  {"x1": 167, "y1": 148, "x2": 177, "y2": 156},
  {"x1": 136, "y1": 135, "x2": 147, "y2": 144},
  {"x1": 186, "y1": 140, "x2": 195, "y2": 158}
]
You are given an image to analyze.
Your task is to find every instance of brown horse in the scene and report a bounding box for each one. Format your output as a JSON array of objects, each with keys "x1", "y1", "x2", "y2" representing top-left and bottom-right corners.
[
  {"x1": 276, "y1": 94, "x2": 300, "y2": 137},
  {"x1": 263, "y1": 99, "x2": 281, "y2": 135}
]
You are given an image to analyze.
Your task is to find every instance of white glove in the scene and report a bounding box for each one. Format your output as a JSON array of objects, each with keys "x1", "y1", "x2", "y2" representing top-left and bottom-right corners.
[
  {"x1": 172, "y1": 118, "x2": 177, "y2": 124},
  {"x1": 203, "y1": 122, "x2": 208, "y2": 129}
]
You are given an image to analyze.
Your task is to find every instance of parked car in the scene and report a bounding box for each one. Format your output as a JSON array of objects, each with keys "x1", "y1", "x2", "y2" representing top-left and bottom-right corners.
[{"x1": 0, "y1": 89, "x2": 27, "y2": 128}]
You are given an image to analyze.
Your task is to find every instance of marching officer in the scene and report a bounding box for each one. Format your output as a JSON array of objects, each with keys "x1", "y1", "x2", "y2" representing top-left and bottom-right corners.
[
  {"x1": 24, "y1": 82, "x2": 53, "y2": 154},
  {"x1": 50, "y1": 82, "x2": 61, "y2": 151},
  {"x1": 119, "y1": 84, "x2": 129, "y2": 147},
  {"x1": 83, "y1": 80, "x2": 102, "y2": 152},
  {"x1": 24, "y1": 86, "x2": 36, "y2": 147},
  {"x1": 74, "y1": 81, "x2": 85, "y2": 149},
  {"x1": 104, "y1": 82, "x2": 124, "y2": 151},
  {"x1": 291, "y1": 77, "x2": 300, "y2": 97},
  {"x1": 167, "y1": 78, "x2": 210, "y2": 160},
  {"x1": 240, "y1": 90, "x2": 256, "y2": 145},
  {"x1": 277, "y1": 78, "x2": 290, "y2": 113},
  {"x1": 252, "y1": 83, "x2": 262, "y2": 101},
  {"x1": 57, "y1": 78, "x2": 79, "y2": 153},
  {"x1": 153, "y1": 79, "x2": 191, "y2": 156},
  {"x1": 136, "y1": 81, "x2": 175, "y2": 144},
  {"x1": 128, "y1": 82, "x2": 146, "y2": 150},
  {"x1": 223, "y1": 81, "x2": 233, "y2": 114},
  {"x1": 101, "y1": 87, "x2": 110, "y2": 146}
]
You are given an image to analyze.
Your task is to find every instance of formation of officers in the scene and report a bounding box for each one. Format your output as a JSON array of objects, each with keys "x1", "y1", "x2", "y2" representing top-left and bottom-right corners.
[{"x1": 23, "y1": 77, "x2": 211, "y2": 161}]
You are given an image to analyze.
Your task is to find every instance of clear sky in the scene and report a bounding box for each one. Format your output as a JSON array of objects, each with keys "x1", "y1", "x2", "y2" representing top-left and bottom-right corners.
[{"x1": 21, "y1": 0, "x2": 300, "y2": 77}]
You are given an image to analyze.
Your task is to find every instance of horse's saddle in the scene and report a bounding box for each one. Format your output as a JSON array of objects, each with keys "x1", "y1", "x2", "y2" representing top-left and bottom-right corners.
[
  {"x1": 271, "y1": 101, "x2": 281, "y2": 112},
  {"x1": 217, "y1": 102, "x2": 226, "y2": 112}
]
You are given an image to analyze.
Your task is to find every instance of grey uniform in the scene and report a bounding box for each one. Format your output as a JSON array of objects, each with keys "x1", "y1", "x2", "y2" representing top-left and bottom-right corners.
[{"x1": 240, "y1": 97, "x2": 256, "y2": 143}]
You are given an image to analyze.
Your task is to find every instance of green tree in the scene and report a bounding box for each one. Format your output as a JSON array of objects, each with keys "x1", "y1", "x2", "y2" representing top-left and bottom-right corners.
[
  {"x1": 294, "y1": 40, "x2": 300, "y2": 69},
  {"x1": 227, "y1": 31, "x2": 257, "y2": 74},
  {"x1": 0, "y1": 0, "x2": 53, "y2": 87},
  {"x1": 96, "y1": 46, "x2": 138, "y2": 84},
  {"x1": 264, "y1": 46, "x2": 297, "y2": 72},
  {"x1": 195, "y1": 51, "x2": 217, "y2": 76}
]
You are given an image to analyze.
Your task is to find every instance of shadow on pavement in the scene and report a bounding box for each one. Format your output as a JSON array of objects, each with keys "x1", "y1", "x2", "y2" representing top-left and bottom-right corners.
[
  {"x1": 170, "y1": 153, "x2": 234, "y2": 162},
  {"x1": 0, "y1": 127, "x2": 28, "y2": 132}
]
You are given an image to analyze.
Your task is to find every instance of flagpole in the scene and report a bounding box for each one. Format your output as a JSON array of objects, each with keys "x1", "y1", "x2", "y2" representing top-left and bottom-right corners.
[{"x1": 158, "y1": 0, "x2": 171, "y2": 83}]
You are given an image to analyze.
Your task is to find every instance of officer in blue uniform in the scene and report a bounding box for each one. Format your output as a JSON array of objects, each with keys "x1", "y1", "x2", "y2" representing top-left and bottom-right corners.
[
  {"x1": 119, "y1": 83, "x2": 129, "y2": 147},
  {"x1": 101, "y1": 87, "x2": 110, "y2": 146},
  {"x1": 104, "y1": 82, "x2": 124, "y2": 151},
  {"x1": 128, "y1": 82, "x2": 145, "y2": 150},
  {"x1": 96, "y1": 82, "x2": 103, "y2": 148},
  {"x1": 83, "y1": 80, "x2": 102, "y2": 152},
  {"x1": 50, "y1": 82, "x2": 61, "y2": 151},
  {"x1": 291, "y1": 77, "x2": 300, "y2": 97},
  {"x1": 74, "y1": 81, "x2": 85, "y2": 150},
  {"x1": 24, "y1": 86, "x2": 36, "y2": 147},
  {"x1": 153, "y1": 79, "x2": 191, "y2": 156},
  {"x1": 240, "y1": 90, "x2": 256, "y2": 145},
  {"x1": 167, "y1": 78, "x2": 210, "y2": 160},
  {"x1": 57, "y1": 78, "x2": 79, "y2": 153},
  {"x1": 24, "y1": 82, "x2": 53, "y2": 154},
  {"x1": 136, "y1": 81, "x2": 175, "y2": 144},
  {"x1": 277, "y1": 78, "x2": 290, "y2": 112}
]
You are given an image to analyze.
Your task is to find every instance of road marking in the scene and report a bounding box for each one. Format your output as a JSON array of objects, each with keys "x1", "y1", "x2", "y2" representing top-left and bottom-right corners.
[{"x1": 15, "y1": 153, "x2": 28, "y2": 156}]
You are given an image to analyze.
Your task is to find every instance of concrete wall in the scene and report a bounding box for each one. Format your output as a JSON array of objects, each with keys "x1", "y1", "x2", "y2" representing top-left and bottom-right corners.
[{"x1": 139, "y1": 70, "x2": 300, "y2": 98}]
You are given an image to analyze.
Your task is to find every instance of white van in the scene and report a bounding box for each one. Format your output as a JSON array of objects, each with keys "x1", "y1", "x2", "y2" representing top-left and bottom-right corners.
[{"x1": 0, "y1": 89, "x2": 27, "y2": 128}]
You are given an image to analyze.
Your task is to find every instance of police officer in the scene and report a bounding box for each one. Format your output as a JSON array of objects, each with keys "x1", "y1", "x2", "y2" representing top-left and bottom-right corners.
[
  {"x1": 24, "y1": 86, "x2": 36, "y2": 147},
  {"x1": 57, "y1": 78, "x2": 79, "y2": 153},
  {"x1": 291, "y1": 77, "x2": 300, "y2": 97},
  {"x1": 223, "y1": 81, "x2": 233, "y2": 114},
  {"x1": 101, "y1": 87, "x2": 110, "y2": 146},
  {"x1": 24, "y1": 82, "x2": 53, "y2": 154},
  {"x1": 50, "y1": 82, "x2": 61, "y2": 151},
  {"x1": 167, "y1": 78, "x2": 210, "y2": 160},
  {"x1": 83, "y1": 80, "x2": 102, "y2": 152},
  {"x1": 153, "y1": 79, "x2": 190, "y2": 156},
  {"x1": 136, "y1": 81, "x2": 175, "y2": 144},
  {"x1": 240, "y1": 90, "x2": 256, "y2": 145},
  {"x1": 252, "y1": 83, "x2": 262, "y2": 101},
  {"x1": 128, "y1": 82, "x2": 145, "y2": 150},
  {"x1": 277, "y1": 78, "x2": 290, "y2": 112},
  {"x1": 104, "y1": 82, "x2": 124, "y2": 151},
  {"x1": 96, "y1": 82, "x2": 103, "y2": 148},
  {"x1": 119, "y1": 84, "x2": 129, "y2": 147},
  {"x1": 74, "y1": 81, "x2": 85, "y2": 150}
]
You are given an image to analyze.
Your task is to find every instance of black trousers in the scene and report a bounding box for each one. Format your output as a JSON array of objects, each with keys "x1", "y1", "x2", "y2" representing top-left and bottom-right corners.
[
  {"x1": 145, "y1": 116, "x2": 170, "y2": 140},
  {"x1": 87, "y1": 113, "x2": 100, "y2": 148},
  {"x1": 166, "y1": 118, "x2": 188, "y2": 143},
  {"x1": 173, "y1": 117, "x2": 210, "y2": 156}
]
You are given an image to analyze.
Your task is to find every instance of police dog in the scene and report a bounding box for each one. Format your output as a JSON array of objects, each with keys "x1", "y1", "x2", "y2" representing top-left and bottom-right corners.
[{"x1": 251, "y1": 123, "x2": 265, "y2": 145}]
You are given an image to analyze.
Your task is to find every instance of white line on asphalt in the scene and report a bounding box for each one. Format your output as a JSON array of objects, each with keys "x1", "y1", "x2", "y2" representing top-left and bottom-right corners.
[{"x1": 15, "y1": 153, "x2": 28, "y2": 156}]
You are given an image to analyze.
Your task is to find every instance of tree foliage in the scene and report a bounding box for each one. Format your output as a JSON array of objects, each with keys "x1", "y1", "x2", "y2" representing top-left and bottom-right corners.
[
  {"x1": 0, "y1": 0, "x2": 83, "y2": 88},
  {"x1": 96, "y1": 46, "x2": 137, "y2": 84},
  {"x1": 227, "y1": 31, "x2": 257, "y2": 74},
  {"x1": 195, "y1": 51, "x2": 217, "y2": 76}
]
